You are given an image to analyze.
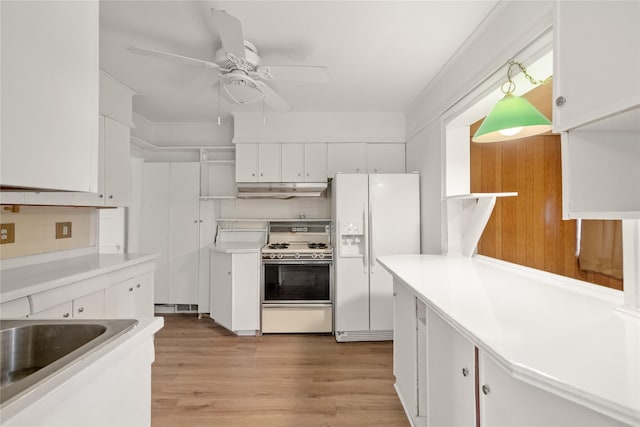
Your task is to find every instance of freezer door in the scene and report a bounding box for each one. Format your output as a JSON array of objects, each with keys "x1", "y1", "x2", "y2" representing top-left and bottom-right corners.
[
  {"x1": 368, "y1": 174, "x2": 420, "y2": 331},
  {"x1": 333, "y1": 174, "x2": 370, "y2": 333}
]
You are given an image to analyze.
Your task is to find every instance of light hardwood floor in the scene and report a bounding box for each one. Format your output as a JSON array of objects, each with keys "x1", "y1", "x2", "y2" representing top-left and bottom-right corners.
[{"x1": 151, "y1": 315, "x2": 409, "y2": 427}]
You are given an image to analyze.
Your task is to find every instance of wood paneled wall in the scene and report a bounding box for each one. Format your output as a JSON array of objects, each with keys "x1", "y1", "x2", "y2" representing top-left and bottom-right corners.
[{"x1": 470, "y1": 86, "x2": 623, "y2": 290}]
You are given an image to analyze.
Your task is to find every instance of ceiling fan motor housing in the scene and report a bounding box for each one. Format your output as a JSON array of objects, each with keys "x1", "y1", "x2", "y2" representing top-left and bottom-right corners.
[{"x1": 215, "y1": 40, "x2": 261, "y2": 72}]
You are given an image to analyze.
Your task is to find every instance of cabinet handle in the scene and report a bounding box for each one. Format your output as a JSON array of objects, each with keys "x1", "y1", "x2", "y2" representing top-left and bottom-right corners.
[
  {"x1": 355, "y1": 168, "x2": 360, "y2": 172},
  {"x1": 227, "y1": 271, "x2": 231, "y2": 275},
  {"x1": 194, "y1": 220, "x2": 198, "y2": 223},
  {"x1": 462, "y1": 367, "x2": 469, "y2": 377},
  {"x1": 374, "y1": 169, "x2": 378, "y2": 173},
  {"x1": 63, "y1": 313, "x2": 70, "y2": 318},
  {"x1": 78, "y1": 307, "x2": 84, "y2": 313},
  {"x1": 482, "y1": 384, "x2": 491, "y2": 395},
  {"x1": 251, "y1": 173, "x2": 255, "y2": 177},
  {"x1": 129, "y1": 287, "x2": 134, "y2": 292},
  {"x1": 99, "y1": 194, "x2": 104, "y2": 198},
  {"x1": 260, "y1": 173, "x2": 263, "y2": 177},
  {"x1": 298, "y1": 173, "x2": 301, "y2": 176},
  {"x1": 137, "y1": 284, "x2": 141, "y2": 288},
  {"x1": 555, "y1": 96, "x2": 566, "y2": 107},
  {"x1": 306, "y1": 173, "x2": 309, "y2": 177},
  {"x1": 109, "y1": 195, "x2": 113, "y2": 199}
]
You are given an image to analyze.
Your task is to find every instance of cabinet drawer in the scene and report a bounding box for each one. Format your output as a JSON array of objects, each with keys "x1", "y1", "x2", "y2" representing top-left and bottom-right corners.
[{"x1": 0, "y1": 297, "x2": 31, "y2": 318}]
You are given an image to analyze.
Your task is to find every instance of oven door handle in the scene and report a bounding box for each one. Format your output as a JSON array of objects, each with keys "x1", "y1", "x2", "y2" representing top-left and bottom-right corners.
[
  {"x1": 363, "y1": 202, "x2": 369, "y2": 274},
  {"x1": 263, "y1": 303, "x2": 332, "y2": 308},
  {"x1": 262, "y1": 260, "x2": 333, "y2": 265}
]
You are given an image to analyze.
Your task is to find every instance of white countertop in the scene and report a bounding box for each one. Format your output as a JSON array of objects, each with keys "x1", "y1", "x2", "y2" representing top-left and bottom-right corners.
[
  {"x1": 209, "y1": 242, "x2": 264, "y2": 254},
  {"x1": 0, "y1": 253, "x2": 158, "y2": 303},
  {"x1": 377, "y1": 254, "x2": 640, "y2": 424}
]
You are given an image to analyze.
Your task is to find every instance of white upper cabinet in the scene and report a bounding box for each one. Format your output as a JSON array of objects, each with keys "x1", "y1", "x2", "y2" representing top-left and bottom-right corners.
[
  {"x1": 1, "y1": 1, "x2": 99, "y2": 191},
  {"x1": 235, "y1": 143, "x2": 281, "y2": 182},
  {"x1": 258, "y1": 144, "x2": 281, "y2": 182},
  {"x1": 327, "y1": 143, "x2": 367, "y2": 177},
  {"x1": 305, "y1": 143, "x2": 328, "y2": 181},
  {"x1": 367, "y1": 144, "x2": 405, "y2": 173},
  {"x1": 553, "y1": 1, "x2": 640, "y2": 132},
  {"x1": 235, "y1": 144, "x2": 259, "y2": 182},
  {"x1": 281, "y1": 143, "x2": 328, "y2": 182},
  {"x1": 72, "y1": 116, "x2": 130, "y2": 206}
]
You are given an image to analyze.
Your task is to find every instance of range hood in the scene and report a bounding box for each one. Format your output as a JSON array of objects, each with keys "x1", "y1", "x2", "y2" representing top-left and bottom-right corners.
[{"x1": 237, "y1": 182, "x2": 327, "y2": 199}]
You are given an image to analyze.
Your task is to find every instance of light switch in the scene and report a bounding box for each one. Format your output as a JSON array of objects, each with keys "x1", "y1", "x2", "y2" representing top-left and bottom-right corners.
[
  {"x1": 56, "y1": 222, "x2": 72, "y2": 239},
  {"x1": 0, "y1": 223, "x2": 15, "y2": 244}
]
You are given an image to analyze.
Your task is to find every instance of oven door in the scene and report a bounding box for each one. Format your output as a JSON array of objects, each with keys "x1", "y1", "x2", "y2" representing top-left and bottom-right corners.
[{"x1": 262, "y1": 260, "x2": 332, "y2": 304}]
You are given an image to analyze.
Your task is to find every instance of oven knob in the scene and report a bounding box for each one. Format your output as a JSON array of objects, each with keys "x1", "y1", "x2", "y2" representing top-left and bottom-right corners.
[
  {"x1": 311, "y1": 253, "x2": 318, "y2": 259},
  {"x1": 270, "y1": 254, "x2": 276, "y2": 259},
  {"x1": 277, "y1": 253, "x2": 283, "y2": 259},
  {"x1": 294, "y1": 253, "x2": 300, "y2": 259},
  {"x1": 318, "y1": 253, "x2": 325, "y2": 259}
]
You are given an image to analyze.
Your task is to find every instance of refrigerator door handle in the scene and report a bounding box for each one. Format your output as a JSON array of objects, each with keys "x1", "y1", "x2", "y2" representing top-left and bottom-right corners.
[
  {"x1": 369, "y1": 200, "x2": 375, "y2": 272},
  {"x1": 363, "y1": 203, "x2": 368, "y2": 274}
]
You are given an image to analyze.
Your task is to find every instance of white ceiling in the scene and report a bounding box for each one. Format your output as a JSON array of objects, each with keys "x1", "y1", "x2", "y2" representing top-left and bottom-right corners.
[{"x1": 100, "y1": 1, "x2": 499, "y2": 123}]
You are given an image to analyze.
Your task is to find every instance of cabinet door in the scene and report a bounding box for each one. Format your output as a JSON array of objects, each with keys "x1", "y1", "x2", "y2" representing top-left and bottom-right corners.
[
  {"x1": 478, "y1": 350, "x2": 622, "y2": 427},
  {"x1": 170, "y1": 162, "x2": 200, "y2": 305},
  {"x1": 29, "y1": 301, "x2": 73, "y2": 319},
  {"x1": 393, "y1": 282, "x2": 418, "y2": 418},
  {"x1": 71, "y1": 116, "x2": 105, "y2": 206},
  {"x1": 73, "y1": 290, "x2": 105, "y2": 318},
  {"x1": 105, "y1": 278, "x2": 135, "y2": 317},
  {"x1": 103, "y1": 117, "x2": 130, "y2": 206},
  {"x1": 231, "y1": 253, "x2": 260, "y2": 332},
  {"x1": 553, "y1": 1, "x2": 640, "y2": 132},
  {"x1": 258, "y1": 143, "x2": 281, "y2": 182},
  {"x1": 427, "y1": 308, "x2": 476, "y2": 427},
  {"x1": 327, "y1": 143, "x2": 367, "y2": 177},
  {"x1": 132, "y1": 272, "x2": 154, "y2": 317},
  {"x1": 1, "y1": 1, "x2": 99, "y2": 192},
  {"x1": 281, "y1": 144, "x2": 305, "y2": 182},
  {"x1": 235, "y1": 143, "x2": 258, "y2": 182},
  {"x1": 305, "y1": 143, "x2": 327, "y2": 181},
  {"x1": 367, "y1": 144, "x2": 405, "y2": 173},
  {"x1": 210, "y1": 251, "x2": 233, "y2": 331},
  {"x1": 140, "y1": 163, "x2": 171, "y2": 304}
]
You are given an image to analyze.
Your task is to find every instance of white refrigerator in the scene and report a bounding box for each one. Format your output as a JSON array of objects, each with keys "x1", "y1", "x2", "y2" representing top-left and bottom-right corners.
[{"x1": 332, "y1": 173, "x2": 420, "y2": 342}]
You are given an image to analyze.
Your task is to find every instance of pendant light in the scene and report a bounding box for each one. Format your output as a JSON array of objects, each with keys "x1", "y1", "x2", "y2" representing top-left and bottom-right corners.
[{"x1": 472, "y1": 60, "x2": 552, "y2": 143}]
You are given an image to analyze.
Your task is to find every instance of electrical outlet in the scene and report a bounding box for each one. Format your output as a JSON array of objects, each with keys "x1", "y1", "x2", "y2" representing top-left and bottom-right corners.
[
  {"x1": 55, "y1": 222, "x2": 72, "y2": 239},
  {"x1": 0, "y1": 223, "x2": 15, "y2": 244}
]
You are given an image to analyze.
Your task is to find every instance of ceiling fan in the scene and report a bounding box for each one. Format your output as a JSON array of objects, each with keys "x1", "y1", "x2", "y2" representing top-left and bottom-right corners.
[{"x1": 128, "y1": 8, "x2": 329, "y2": 112}]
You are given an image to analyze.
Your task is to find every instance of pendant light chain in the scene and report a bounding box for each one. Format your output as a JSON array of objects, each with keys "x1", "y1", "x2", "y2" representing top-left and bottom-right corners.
[{"x1": 501, "y1": 60, "x2": 552, "y2": 95}]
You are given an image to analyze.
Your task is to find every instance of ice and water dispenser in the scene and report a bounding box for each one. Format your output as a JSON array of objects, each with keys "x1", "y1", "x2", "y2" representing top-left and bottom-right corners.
[{"x1": 338, "y1": 220, "x2": 365, "y2": 257}]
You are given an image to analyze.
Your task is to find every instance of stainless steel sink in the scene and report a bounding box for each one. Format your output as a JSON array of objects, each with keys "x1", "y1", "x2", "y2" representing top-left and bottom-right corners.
[{"x1": 0, "y1": 319, "x2": 138, "y2": 406}]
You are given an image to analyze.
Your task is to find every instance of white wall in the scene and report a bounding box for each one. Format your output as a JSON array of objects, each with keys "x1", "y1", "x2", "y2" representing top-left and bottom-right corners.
[{"x1": 406, "y1": 1, "x2": 554, "y2": 254}]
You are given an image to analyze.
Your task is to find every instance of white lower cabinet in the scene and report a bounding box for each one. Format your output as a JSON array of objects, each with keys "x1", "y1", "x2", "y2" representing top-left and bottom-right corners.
[
  {"x1": 478, "y1": 351, "x2": 625, "y2": 427},
  {"x1": 105, "y1": 272, "x2": 154, "y2": 317},
  {"x1": 394, "y1": 281, "x2": 627, "y2": 427},
  {"x1": 28, "y1": 301, "x2": 73, "y2": 319},
  {"x1": 210, "y1": 251, "x2": 260, "y2": 335},
  {"x1": 72, "y1": 289, "x2": 105, "y2": 318}
]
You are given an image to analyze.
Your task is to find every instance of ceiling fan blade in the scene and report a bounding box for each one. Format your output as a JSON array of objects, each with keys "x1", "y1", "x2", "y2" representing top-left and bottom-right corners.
[
  {"x1": 211, "y1": 8, "x2": 246, "y2": 59},
  {"x1": 255, "y1": 81, "x2": 291, "y2": 112},
  {"x1": 193, "y1": 81, "x2": 220, "y2": 104},
  {"x1": 128, "y1": 46, "x2": 222, "y2": 70},
  {"x1": 256, "y1": 65, "x2": 329, "y2": 83}
]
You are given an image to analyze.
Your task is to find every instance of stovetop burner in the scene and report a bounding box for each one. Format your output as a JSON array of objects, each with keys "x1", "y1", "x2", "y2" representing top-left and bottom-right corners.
[
  {"x1": 268, "y1": 243, "x2": 290, "y2": 249},
  {"x1": 308, "y1": 243, "x2": 328, "y2": 249}
]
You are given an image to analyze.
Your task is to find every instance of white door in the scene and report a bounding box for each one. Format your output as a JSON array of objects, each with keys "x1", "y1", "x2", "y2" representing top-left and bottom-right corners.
[
  {"x1": 327, "y1": 143, "x2": 367, "y2": 177},
  {"x1": 427, "y1": 307, "x2": 476, "y2": 427},
  {"x1": 368, "y1": 174, "x2": 420, "y2": 331},
  {"x1": 140, "y1": 162, "x2": 171, "y2": 303},
  {"x1": 367, "y1": 144, "x2": 405, "y2": 173},
  {"x1": 393, "y1": 282, "x2": 417, "y2": 417},
  {"x1": 98, "y1": 207, "x2": 125, "y2": 253},
  {"x1": 103, "y1": 116, "x2": 130, "y2": 206},
  {"x1": 210, "y1": 251, "x2": 233, "y2": 331},
  {"x1": 334, "y1": 174, "x2": 370, "y2": 333},
  {"x1": 281, "y1": 143, "x2": 305, "y2": 182},
  {"x1": 258, "y1": 143, "x2": 281, "y2": 182},
  {"x1": 170, "y1": 162, "x2": 200, "y2": 305},
  {"x1": 305, "y1": 143, "x2": 327, "y2": 181},
  {"x1": 235, "y1": 143, "x2": 258, "y2": 182}
]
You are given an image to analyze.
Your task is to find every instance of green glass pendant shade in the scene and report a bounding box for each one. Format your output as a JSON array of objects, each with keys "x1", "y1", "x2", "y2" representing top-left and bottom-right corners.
[{"x1": 472, "y1": 93, "x2": 552, "y2": 143}]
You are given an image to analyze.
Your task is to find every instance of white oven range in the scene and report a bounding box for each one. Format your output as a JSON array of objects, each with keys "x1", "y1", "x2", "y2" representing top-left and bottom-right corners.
[{"x1": 261, "y1": 221, "x2": 333, "y2": 333}]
